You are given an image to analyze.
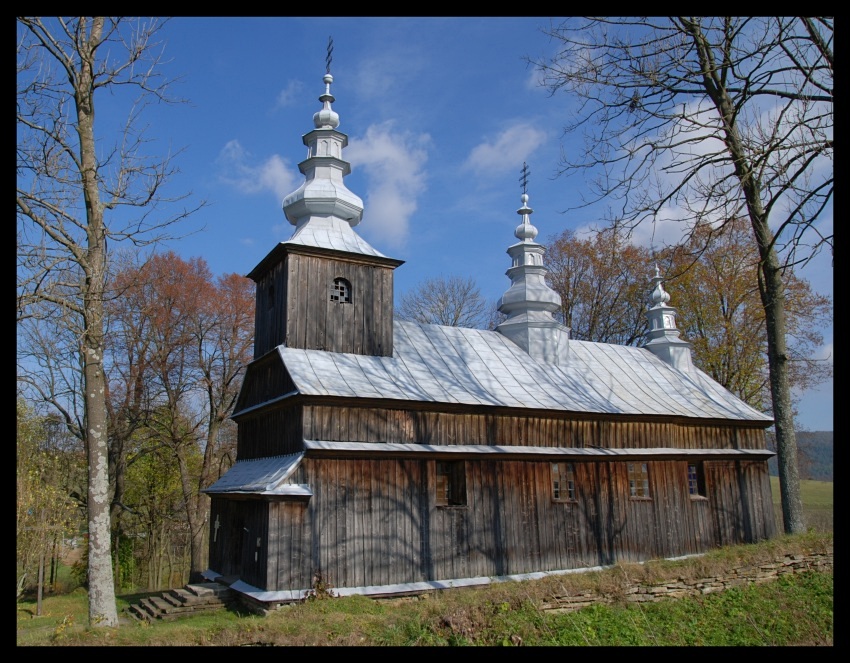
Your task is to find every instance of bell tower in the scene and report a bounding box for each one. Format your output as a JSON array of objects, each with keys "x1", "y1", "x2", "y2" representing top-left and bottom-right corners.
[{"x1": 248, "y1": 40, "x2": 403, "y2": 359}]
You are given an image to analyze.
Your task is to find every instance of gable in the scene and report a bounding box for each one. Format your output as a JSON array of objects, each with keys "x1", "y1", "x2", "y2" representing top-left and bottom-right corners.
[{"x1": 235, "y1": 350, "x2": 298, "y2": 414}]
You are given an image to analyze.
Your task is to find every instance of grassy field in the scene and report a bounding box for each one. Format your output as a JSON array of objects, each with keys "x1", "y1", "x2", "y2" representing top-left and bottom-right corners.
[
  {"x1": 17, "y1": 480, "x2": 833, "y2": 647},
  {"x1": 770, "y1": 476, "x2": 833, "y2": 532}
]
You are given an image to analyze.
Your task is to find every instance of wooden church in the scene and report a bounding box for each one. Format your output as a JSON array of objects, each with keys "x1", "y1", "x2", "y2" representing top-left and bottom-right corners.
[{"x1": 202, "y1": 62, "x2": 776, "y2": 606}]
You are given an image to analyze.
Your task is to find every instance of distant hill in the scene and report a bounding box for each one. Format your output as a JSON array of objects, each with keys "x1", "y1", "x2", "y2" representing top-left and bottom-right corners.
[{"x1": 766, "y1": 431, "x2": 833, "y2": 481}]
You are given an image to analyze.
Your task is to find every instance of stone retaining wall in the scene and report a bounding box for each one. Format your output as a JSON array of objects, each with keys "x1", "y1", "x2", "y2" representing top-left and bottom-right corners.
[{"x1": 540, "y1": 550, "x2": 834, "y2": 613}]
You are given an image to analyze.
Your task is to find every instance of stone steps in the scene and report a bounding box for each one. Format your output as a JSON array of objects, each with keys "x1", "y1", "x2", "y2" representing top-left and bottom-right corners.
[{"x1": 125, "y1": 582, "x2": 236, "y2": 623}]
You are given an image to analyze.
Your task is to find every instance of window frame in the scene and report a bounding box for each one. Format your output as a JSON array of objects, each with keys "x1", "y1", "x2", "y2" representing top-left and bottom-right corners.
[
  {"x1": 687, "y1": 461, "x2": 708, "y2": 499},
  {"x1": 627, "y1": 462, "x2": 651, "y2": 499},
  {"x1": 551, "y1": 461, "x2": 577, "y2": 502},
  {"x1": 330, "y1": 277, "x2": 352, "y2": 304},
  {"x1": 435, "y1": 460, "x2": 467, "y2": 507}
]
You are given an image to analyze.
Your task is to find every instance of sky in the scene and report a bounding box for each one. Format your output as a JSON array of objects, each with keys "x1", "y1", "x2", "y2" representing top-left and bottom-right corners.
[{"x1": 101, "y1": 17, "x2": 831, "y2": 431}]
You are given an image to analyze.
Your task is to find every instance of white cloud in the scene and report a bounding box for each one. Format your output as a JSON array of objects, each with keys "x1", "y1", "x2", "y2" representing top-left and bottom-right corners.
[
  {"x1": 524, "y1": 65, "x2": 546, "y2": 91},
  {"x1": 464, "y1": 123, "x2": 547, "y2": 177},
  {"x1": 351, "y1": 45, "x2": 427, "y2": 103},
  {"x1": 569, "y1": 202, "x2": 695, "y2": 255},
  {"x1": 347, "y1": 122, "x2": 431, "y2": 250},
  {"x1": 215, "y1": 139, "x2": 299, "y2": 200},
  {"x1": 622, "y1": 208, "x2": 693, "y2": 251},
  {"x1": 275, "y1": 80, "x2": 305, "y2": 109},
  {"x1": 352, "y1": 55, "x2": 399, "y2": 100}
]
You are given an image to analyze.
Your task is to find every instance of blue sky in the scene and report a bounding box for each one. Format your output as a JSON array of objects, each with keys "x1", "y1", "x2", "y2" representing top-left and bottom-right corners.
[{"x1": 125, "y1": 17, "x2": 831, "y2": 431}]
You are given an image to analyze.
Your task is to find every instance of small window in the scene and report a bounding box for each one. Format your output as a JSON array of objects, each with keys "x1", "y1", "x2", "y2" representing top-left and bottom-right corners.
[
  {"x1": 628, "y1": 462, "x2": 651, "y2": 498},
  {"x1": 436, "y1": 461, "x2": 466, "y2": 506},
  {"x1": 688, "y1": 462, "x2": 707, "y2": 498},
  {"x1": 552, "y1": 462, "x2": 576, "y2": 502},
  {"x1": 330, "y1": 277, "x2": 352, "y2": 303},
  {"x1": 268, "y1": 283, "x2": 275, "y2": 309}
]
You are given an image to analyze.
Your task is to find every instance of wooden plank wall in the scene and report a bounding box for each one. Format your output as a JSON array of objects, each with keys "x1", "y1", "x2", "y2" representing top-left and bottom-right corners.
[
  {"x1": 252, "y1": 259, "x2": 288, "y2": 359},
  {"x1": 285, "y1": 254, "x2": 394, "y2": 356},
  {"x1": 304, "y1": 404, "x2": 769, "y2": 451},
  {"x1": 235, "y1": 353, "x2": 298, "y2": 413},
  {"x1": 262, "y1": 457, "x2": 775, "y2": 593},
  {"x1": 237, "y1": 405, "x2": 303, "y2": 459}
]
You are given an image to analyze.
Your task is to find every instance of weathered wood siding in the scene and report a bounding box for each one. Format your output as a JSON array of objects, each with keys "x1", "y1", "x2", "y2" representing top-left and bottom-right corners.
[
  {"x1": 232, "y1": 399, "x2": 768, "y2": 464},
  {"x1": 260, "y1": 457, "x2": 775, "y2": 592},
  {"x1": 235, "y1": 352, "x2": 298, "y2": 413},
  {"x1": 706, "y1": 460, "x2": 776, "y2": 546},
  {"x1": 236, "y1": 405, "x2": 304, "y2": 459},
  {"x1": 252, "y1": 258, "x2": 288, "y2": 359},
  {"x1": 252, "y1": 251, "x2": 395, "y2": 358},
  {"x1": 302, "y1": 404, "x2": 769, "y2": 451}
]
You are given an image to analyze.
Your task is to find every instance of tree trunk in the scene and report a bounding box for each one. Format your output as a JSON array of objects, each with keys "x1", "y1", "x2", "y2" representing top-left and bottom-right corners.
[
  {"x1": 176, "y1": 447, "x2": 209, "y2": 583},
  {"x1": 37, "y1": 546, "x2": 44, "y2": 617},
  {"x1": 761, "y1": 250, "x2": 806, "y2": 533},
  {"x1": 37, "y1": 507, "x2": 45, "y2": 616},
  {"x1": 688, "y1": 20, "x2": 806, "y2": 534},
  {"x1": 77, "y1": 17, "x2": 119, "y2": 626}
]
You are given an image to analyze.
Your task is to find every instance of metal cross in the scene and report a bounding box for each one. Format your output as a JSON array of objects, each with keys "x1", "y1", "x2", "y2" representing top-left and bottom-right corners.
[
  {"x1": 326, "y1": 36, "x2": 334, "y2": 74},
  {"x1": 213, "y1": 514, "x2": 220, "y2": 542},
  {"x1": 519, "y1": 162, "x2": 530, "y2": 194}
]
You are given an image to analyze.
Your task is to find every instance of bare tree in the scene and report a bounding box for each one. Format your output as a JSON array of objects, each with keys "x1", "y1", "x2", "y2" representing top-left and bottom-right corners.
[
  {"x1": 530, "y1": 17, "x2": 832, "y2": 534},
  {"x1": 663, "y1": 216, "x2": 832, "y2": 414},
  {"x1": 110, "y1": 252, "x2": 254, "y2": 583},
  {"x1": 396, "y1": 275, "x2": 494, "y2": 329},
  {"x1": 17, "y1": 17, "x2": 203, "y2": 625},
  {"x1": 546, "y1": 228, "x2": 650, "y2": 345},
  {"x1": 192, "y1": 271, "x2": 254, "y2": 578}
]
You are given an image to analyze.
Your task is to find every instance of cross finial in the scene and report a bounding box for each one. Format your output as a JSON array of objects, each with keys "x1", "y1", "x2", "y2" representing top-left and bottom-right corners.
[
  {"x1": 326, "y1": 36, "x2": 334, "y2": 74},
  {"x1": 519, "y1": 162, "x2": 530, "y2": 195}
]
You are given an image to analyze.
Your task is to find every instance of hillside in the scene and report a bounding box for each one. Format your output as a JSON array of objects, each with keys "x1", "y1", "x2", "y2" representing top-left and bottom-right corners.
[{"x1": 767, "y1": 431, "x2": 833, "y2": 481}]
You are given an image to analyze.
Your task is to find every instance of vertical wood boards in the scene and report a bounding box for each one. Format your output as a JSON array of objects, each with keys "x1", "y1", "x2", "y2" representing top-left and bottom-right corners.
[
  {"x1": 278, "y1": 253, "x2": 394, "y2": 356},
  {"x1": 246, "y1": 455, "x2": 774, "y2": 594},
  {"x1": 300, "y1": 404, "x2": 769, "y2": 454},
  {"x1": 252, "y1": 259, "x2": 288, "y2": 359},
  {"x1": 236, "y1": 405, "x2": 302, "y2": 459}
]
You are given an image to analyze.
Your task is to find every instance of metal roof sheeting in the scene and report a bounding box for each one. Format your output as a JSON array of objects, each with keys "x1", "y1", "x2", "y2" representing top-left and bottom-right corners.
[
  {"x1": 278, "y1": 321, "x2": 771, "y2": 423},
  {"x1": 203, "y1": 453, "x2": 307, "y2": 495},
  {"x1": 284, "y1": 217, "x2": 387, "y2": 257}
]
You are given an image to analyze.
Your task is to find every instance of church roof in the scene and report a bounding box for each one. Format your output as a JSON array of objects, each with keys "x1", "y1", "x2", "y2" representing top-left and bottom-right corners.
[
  {"x1": 203, "y1": 453, "x2": 310, "y2": 496},
  {"x1": 281, "y1": 216, "x2": 389, "y2": 257},
  {"x1": 275, "y1": 320, "x2": 771, "y2": 423}
]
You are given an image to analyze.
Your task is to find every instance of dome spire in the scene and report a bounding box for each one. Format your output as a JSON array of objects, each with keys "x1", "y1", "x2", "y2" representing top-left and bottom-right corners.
[
  {"x1": 279, "y1": 37, "x2": 391, "y2": 258},
  {"x1": 495, "y1": 164, "x2": 570, "y2": 365},
  {"x1": 326, "y1": 35, "x2": 333, "y2": 74},
  {"x1": 313, "y1": 37, "x2": 340, "y2": 130},
  {"x1": 643, "y1": 264, "x2": 693, "y2": 373},
  {"x1": 514, "y1": 162, "x2": 538, "y2": 242}
]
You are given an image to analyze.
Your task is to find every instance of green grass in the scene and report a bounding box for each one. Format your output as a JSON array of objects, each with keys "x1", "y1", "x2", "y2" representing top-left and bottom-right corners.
[
  {"x1": 17, "y1": 530, "x2": 833, "y2": 647},
  {"x1": 770, "y1": 477, "x2": 833, "y2": 533},
  {"x1": 770, "y1": 476, "x2": 833, "y2": 507}
]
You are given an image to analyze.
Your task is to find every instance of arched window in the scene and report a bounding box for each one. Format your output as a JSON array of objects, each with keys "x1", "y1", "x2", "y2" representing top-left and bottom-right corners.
[{"x1": 330, "y1": 277, "x2": 352, "y2": 304}]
